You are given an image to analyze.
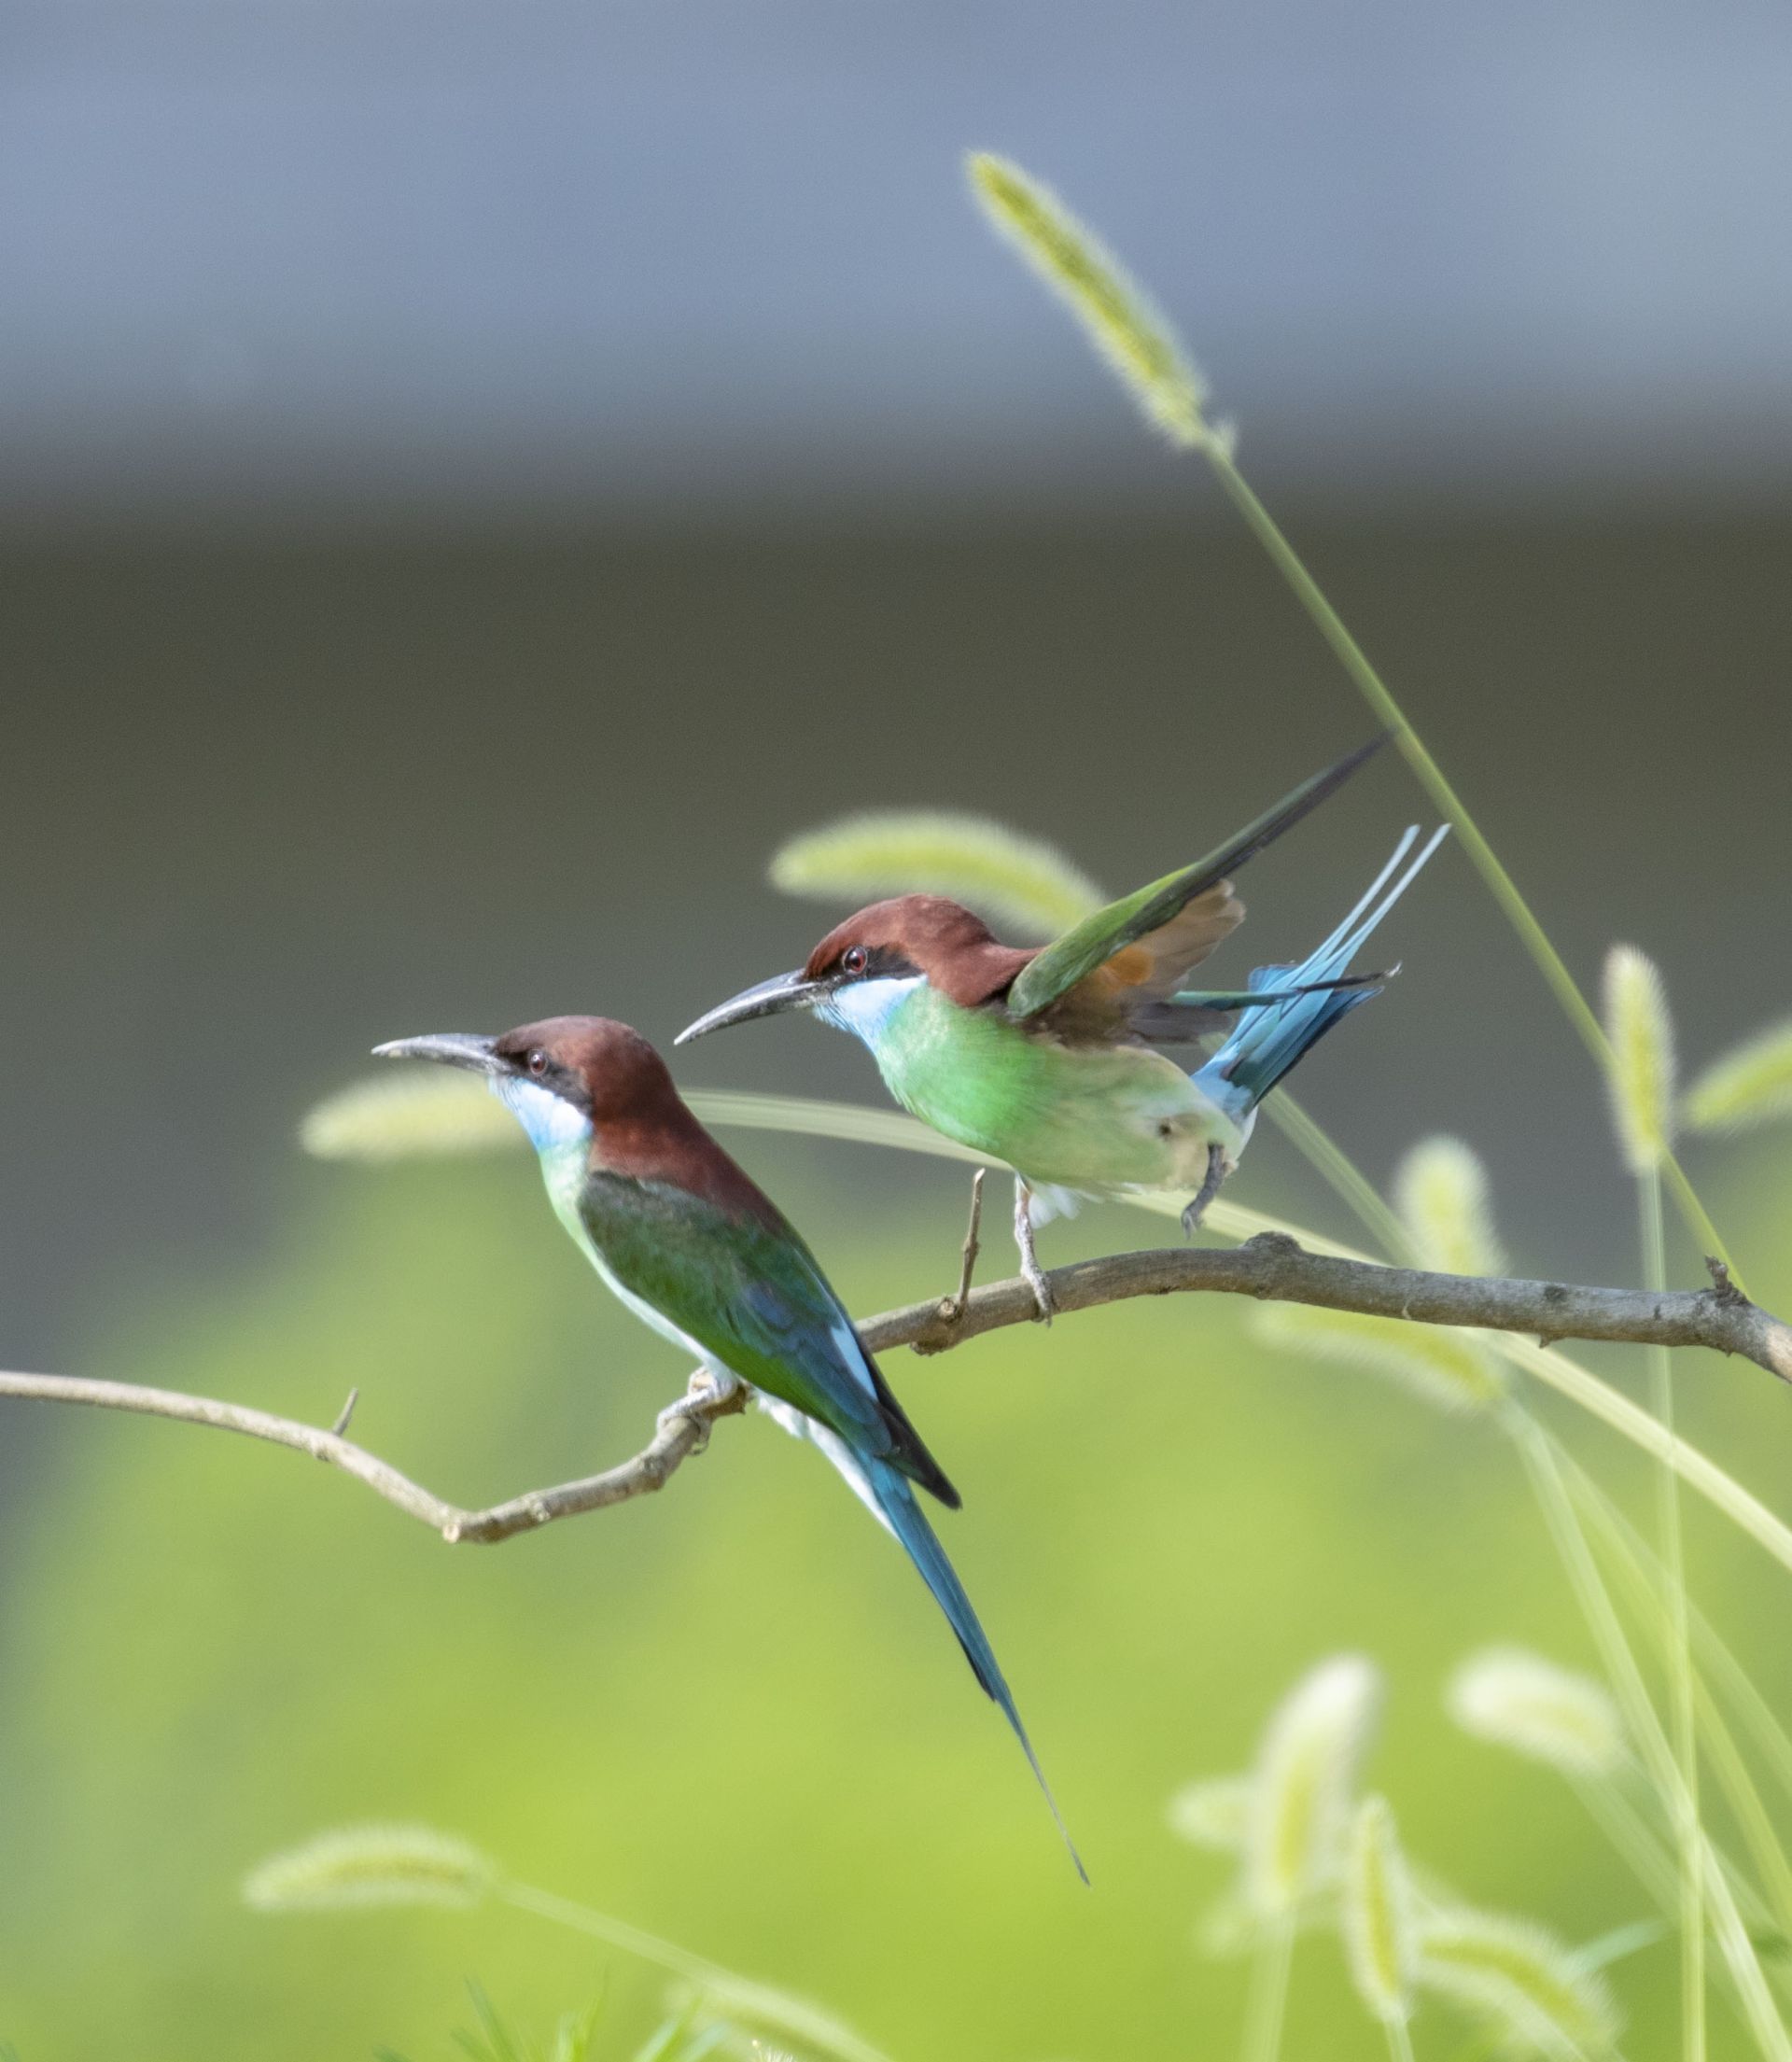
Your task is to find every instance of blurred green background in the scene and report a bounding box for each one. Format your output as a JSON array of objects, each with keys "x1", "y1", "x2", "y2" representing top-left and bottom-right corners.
[
  {"x1": 7, "y1": 1107, "x2": 1792, "y2": 2057},
  {"x1": 7, "y1": 4, "x2": 1792, "y2": 2054}
]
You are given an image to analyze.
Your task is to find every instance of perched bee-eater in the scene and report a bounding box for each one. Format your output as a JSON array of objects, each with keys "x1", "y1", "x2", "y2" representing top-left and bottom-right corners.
[
  {"x1": 679, "y1": 741, "x2": 1446, "y2": 1314},
  {"x1": 373, "y1": 1016, "x2": 1080, "y2": 1873}
]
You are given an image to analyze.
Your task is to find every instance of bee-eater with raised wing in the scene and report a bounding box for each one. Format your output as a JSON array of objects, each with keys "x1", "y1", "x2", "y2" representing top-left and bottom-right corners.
[
  {"x1": 678, "y1": 740, "x2": 1447, "y2": 1315},
  {"x1": 373, "y1": 1015, "x2": 1081, "y2": 1874}
]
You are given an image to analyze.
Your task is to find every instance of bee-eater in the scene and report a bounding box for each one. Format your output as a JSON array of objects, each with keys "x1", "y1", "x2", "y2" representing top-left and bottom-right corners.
[
  {"x1": 373, "y1": 1015, "x2": 1080, "y2": 1873},
  {"x1": 678, "y1": 742, "x2": 1447, "y2": 1315}
]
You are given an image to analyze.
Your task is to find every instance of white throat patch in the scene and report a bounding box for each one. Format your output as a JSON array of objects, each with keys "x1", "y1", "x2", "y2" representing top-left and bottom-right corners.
[
  {"x1": 493, "y1": 1074, "x2": 592, "y2": 1153},
  {"x1": 815, "y1": 975, "x2": 922, "y2": 1049}
]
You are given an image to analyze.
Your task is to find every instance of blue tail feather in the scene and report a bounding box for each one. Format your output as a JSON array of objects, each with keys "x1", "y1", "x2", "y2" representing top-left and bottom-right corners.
[
  {"x1": 868, "y1": 1459, "x2": 1087, "y2": 1883},
  {"x1": 1193, "y1": 825, "x2": 1448, "y2": 1119}
]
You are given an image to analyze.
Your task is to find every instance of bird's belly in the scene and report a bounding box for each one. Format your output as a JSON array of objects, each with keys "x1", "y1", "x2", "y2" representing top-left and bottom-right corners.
[{"x1": 886, "y1": 1025, "x2": 1237, "y2": 1193}]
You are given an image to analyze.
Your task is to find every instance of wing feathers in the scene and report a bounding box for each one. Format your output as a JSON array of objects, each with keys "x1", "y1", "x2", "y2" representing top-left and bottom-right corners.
[
  {"x1": 1034, "y1": 880, "x2": 1244, "y2": 1040},
  {"x1": 581, "y1": 1174, "x2": 959, "y2": 1505},
  {"x1": 1005, "y1": 735, "x2": 1388, "y2": 1023}
]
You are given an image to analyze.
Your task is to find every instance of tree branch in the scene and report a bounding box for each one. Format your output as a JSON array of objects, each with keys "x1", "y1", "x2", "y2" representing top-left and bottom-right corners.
[
  {"x1": 3, "y1": 1234, "x2": 1785, "y2": 1545},
  {"x1": 874, "y1": 1237, "x2": 1792, "y2": 1378}
]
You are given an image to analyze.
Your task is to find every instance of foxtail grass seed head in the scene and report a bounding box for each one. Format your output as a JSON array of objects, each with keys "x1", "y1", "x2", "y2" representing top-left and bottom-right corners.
[
  {"x1": 1343, "y1": 1796, "x2": 1417, "y2": 2027},
  {"x1": 1394, "y1": 1135, "x2": 1505, "y2": 1278},
  {"x1": 1251, "y1": 1302, "x2": 1504, "y2": 1414},
  {"x1": 1602, "y1": 946, "x2": 1676, "y2": 1174},
  {"x1": 1416, "y1": 1907, "x2": 1621, "y2": 2058},
  {"x1": 1446, "y1": 1648, "x2": 1625, "y2": 1779},
  {"x1": 1685, "y1": 1016, "x2": 1792, "y2": 1133},
  {"x1": 1167, "y1": 1774, "x2": 1255, "y2": 1853},
  {"x1": 242, "y1": 1823, "x2": 496, "y2": 1911},
  {"x1": 966, "y1": 152, "x2": 1210, "y2": 449},
  {"x1": 1245, "y1": 1654, "x2": 1382, "y2": 1919},
  {"x1": 301, "y1": 1073, "x2": 521, "y2": 1162},
  {"x1": 769, "y1": 811, "x2": 1104, "y2": 939}
]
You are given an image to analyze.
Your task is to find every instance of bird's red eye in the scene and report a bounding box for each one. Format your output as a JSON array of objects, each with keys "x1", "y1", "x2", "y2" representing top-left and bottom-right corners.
[
  {"x1": 841, "y1": 946, "x2": 869, "y2": 976},
  {"x1": 526, "y1": 1048, "x2": 549, "y2": 1077}
]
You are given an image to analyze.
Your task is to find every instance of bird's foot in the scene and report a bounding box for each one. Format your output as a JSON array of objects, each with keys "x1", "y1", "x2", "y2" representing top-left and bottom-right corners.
[
  {"x1": 1019, "y1": 1246, "x2": 1057, "y2": 1324},
  {"x1": 1013, "y1": 1177, "x2": 1057, "y2": 1324},
  {"x1": 937, "y1": 1168, "x2": 987, "y2": 1325},
  {"x1": 1181, "y1": 1143, "x2": 1230, "y2": 1239},
  {"x1": 655, "y1": 1368, "x2": 743, "y2": 1452}
]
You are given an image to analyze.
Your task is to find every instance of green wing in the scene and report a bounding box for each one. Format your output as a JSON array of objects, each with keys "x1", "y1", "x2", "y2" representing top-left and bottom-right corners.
[
  {"x1": 578, "y1": 1175, "x2": 956, "y2": 1502},
  {"x1": 1004, "y1": 735, "x2": 1388, "y2": 1021}
]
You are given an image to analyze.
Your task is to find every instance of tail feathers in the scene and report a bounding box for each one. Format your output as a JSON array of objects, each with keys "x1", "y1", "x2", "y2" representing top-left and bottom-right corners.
[
  {"x1": 869, "y1": 1461, "x2": 1087, "y2": 1883},
  {"x1": 865, "y1": 1366, "x2": 961, "y2": 1510},
  {"x1": 1195, "y1": 824, "x2": 1449, "y2": 1116}
]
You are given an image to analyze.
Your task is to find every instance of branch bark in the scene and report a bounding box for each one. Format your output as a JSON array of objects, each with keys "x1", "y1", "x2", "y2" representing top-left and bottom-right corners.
[{"x1": 2, "y1": 1234, "x2": 1785, "y2": 1545}]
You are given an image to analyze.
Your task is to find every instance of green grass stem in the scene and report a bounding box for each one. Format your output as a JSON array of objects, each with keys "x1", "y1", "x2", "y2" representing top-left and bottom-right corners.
[
  {"x1": 1196, "y1": 442, "x2": 1738, "y2": 1287},
  {"x1": 1260, "y1": 1093, "x2": 1410, "y2": 1261},
  {"x1": 1582, "y1": 1471, "x2": 1792, "y2": 1811},
  {"x1": 1240, "y1": 1915, "x2": 1295, "y2": 2062},
  {"x1": 1566, "y1": 1463, "x2": 1792, "y2": 1938},
  {"x1": 1638, "y1": 1171, "x2": 1706, "y2": 2062},
  {"x1": 1510, "y1": 1418, "x2": 1788, "y2": 2060}
]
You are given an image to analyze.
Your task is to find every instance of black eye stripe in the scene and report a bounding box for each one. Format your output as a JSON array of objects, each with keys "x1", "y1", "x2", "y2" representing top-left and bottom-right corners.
[{"x1": 836, "y1": 946, "x2": 919, "y2": 982}]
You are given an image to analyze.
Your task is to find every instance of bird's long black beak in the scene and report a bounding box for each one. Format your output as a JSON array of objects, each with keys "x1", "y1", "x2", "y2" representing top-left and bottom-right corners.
[
  {"x1": 372, "y1": 1031, "x2": 503, "y2": 1074},
  {"x1": 675, "y1": 971, "x2": 823, "y2": 1045}
]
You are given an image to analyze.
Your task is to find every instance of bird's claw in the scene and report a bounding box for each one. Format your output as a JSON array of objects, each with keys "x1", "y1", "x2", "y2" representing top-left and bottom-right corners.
[
  {"x1": 1020, "y1": 1254, "x2": 1057, "y2": 1325},
  {"x1": 1182, "y1": 1143, "x2": 1230, "y2": 1240},
  {"x1": 655, "y1": 1369, "x2": 740, "y2": 1451},
  {"x1": 1011, "y1": 1176, "x2": 1056, "y2": 1324}
]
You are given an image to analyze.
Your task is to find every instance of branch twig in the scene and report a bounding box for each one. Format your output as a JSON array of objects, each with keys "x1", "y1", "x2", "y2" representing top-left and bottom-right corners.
[{"x1": 4, "y1": 1235, "x2": 1786, "y2": 1546}]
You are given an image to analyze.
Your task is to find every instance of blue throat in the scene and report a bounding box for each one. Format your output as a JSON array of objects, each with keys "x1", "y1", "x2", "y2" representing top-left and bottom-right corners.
[
  {"x1": 492, "y1": 1075, "x2": 593, "y2": 1154},
  {"x1": 813, "y1": 975, "x2": 923, "y2": 1053}
]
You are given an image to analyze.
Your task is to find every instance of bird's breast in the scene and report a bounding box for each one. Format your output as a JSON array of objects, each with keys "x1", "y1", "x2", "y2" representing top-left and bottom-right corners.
[{"x1": 875, "y1": 991, "x2": 1237, "y2": 1189}]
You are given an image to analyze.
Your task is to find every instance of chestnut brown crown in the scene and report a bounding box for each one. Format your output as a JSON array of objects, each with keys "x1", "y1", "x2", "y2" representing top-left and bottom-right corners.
[
  {"x1": 803, "y1": 894, "x2": 1033, "y2": 1009},
  {"x1": 491, "y1": 1015, "x2": 688, "y2": 1125}
]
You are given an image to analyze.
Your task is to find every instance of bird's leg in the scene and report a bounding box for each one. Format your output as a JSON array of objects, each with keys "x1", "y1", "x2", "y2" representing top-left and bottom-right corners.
[
  {"x1": 1013, "y1": 1176, "x2": 1057, "y2": 1324},
  {"x1": 1181, "y1": 1143, "x2": 1229, "y2": 1238},
  {"x1": 655, "y1": 1367, "x2": 745, "y2": 1453},
  {"x1": 937, "y1": 1168, "x2": 987, "y2": 1325}
]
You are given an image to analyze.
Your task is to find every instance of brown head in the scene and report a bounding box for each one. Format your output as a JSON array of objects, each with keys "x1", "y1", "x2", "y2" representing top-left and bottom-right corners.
[
  {"x1": 676, "y1": 892, "x2": 1032, "y2": 1045},
  {"x1": 490, "y1": 1016, "x2": 682, "y2": 1124},
  {"x1": 373, "y1": 1016, "x2": 787, "y2": 1219}
]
